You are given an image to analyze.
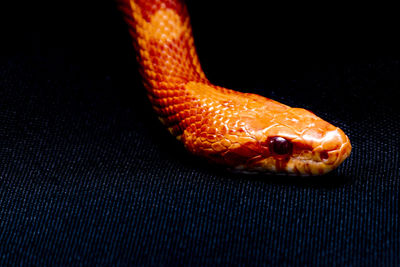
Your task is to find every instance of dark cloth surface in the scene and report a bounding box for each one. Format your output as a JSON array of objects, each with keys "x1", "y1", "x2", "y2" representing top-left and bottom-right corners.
[{"x1": 1, "y1": 1, "x2": 399, "y2": 265}]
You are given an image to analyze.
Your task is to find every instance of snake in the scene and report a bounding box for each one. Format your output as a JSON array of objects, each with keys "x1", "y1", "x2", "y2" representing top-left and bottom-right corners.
[{"x1": 117, "y1": 0, "x2": 352, "y2": 175}]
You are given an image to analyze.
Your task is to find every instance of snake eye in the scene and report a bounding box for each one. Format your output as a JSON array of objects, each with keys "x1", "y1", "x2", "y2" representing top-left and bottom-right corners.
[{"x1": 268, "y1": 136, "x2": 293, "y2": 155}]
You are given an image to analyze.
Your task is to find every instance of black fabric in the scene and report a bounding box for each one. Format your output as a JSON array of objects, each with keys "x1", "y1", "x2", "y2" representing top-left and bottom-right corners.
[{"x1": 1, "y1": 1, "x2": 399, "y2": 265}]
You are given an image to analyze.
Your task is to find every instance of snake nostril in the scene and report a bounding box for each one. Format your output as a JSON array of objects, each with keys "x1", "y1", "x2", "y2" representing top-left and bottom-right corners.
[{"x1": 320, "y1": 151, "x2": 329, "y2": 161}]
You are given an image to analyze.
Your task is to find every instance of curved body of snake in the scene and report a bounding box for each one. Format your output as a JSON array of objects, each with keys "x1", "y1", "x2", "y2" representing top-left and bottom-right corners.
[{"x1": 117, "y1": 0, "x2": 352, "y2": 175}]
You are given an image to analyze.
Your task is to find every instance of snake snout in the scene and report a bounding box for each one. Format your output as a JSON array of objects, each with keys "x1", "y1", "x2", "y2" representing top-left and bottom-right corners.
[
  {"x1": 317, "y1": 128, "x2": 352, "y2": 169},
  {"x1": 291, "y1": 127, "x2": 352, "y2": 175}
]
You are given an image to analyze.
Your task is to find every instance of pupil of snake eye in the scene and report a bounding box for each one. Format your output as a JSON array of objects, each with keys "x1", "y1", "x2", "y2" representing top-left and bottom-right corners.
[{"x1": 269, "y1": 137, "x2": 293, "y2": 155}]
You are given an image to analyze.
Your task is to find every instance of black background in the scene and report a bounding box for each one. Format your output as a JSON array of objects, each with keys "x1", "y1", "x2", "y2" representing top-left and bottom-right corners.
[{"x1": 1, "y1": 0, "x2": 399, "y2": 265}]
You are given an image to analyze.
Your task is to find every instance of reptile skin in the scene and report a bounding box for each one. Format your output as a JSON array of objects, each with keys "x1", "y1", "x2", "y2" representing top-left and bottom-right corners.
[{"x1": 117, "y1": 0, "x2": 352, "y2": 175}]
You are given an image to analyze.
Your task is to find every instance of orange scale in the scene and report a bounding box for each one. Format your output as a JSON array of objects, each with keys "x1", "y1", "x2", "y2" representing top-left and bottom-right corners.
[
  {"x1": 211, "y1": 142, "x2": 226, "y2": 153},
  {"x1": 207, "y1": 127, "x2": 216, "y2": 135}
]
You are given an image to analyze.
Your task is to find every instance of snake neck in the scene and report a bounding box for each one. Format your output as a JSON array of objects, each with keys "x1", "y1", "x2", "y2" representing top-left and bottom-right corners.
[{"x1": 118, "y1": 0, "x2": 213, "y2": 136}]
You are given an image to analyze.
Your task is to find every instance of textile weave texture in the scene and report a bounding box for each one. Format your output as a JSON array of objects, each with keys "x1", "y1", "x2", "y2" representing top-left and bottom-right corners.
[{"x1": 1, "y1": 0, "x2": 399, "y2": 265}]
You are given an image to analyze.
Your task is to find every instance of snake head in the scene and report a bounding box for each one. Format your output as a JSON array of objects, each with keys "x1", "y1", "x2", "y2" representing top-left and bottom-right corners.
[
  {"x1": 235, "y1": 107, "x2": 352, "y2": 175},
  {"x1": 181, "y1": 88, "x2": 351, "y2": 176}
]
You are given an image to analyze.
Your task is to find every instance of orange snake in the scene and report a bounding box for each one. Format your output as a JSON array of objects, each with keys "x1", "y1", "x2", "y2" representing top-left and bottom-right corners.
[{"x1": 117, "y1": 0, "x2": 352, "y2": 175}]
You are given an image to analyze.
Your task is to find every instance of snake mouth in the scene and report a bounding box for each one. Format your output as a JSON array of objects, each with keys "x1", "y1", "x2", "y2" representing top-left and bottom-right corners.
[{"x1": 232, "y1": 139, "x2": 352, "y2": 176}]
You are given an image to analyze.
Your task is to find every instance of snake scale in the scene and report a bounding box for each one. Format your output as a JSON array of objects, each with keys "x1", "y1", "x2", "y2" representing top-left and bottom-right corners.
[{"x1": 117, "y1": 0, "x2": 352, "y2": 175}]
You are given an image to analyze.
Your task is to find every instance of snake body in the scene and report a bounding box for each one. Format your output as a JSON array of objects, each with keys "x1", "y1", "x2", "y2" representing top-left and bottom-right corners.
[{"x1": 118, "y1": 0, "x2": 352, "y2": 175}]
